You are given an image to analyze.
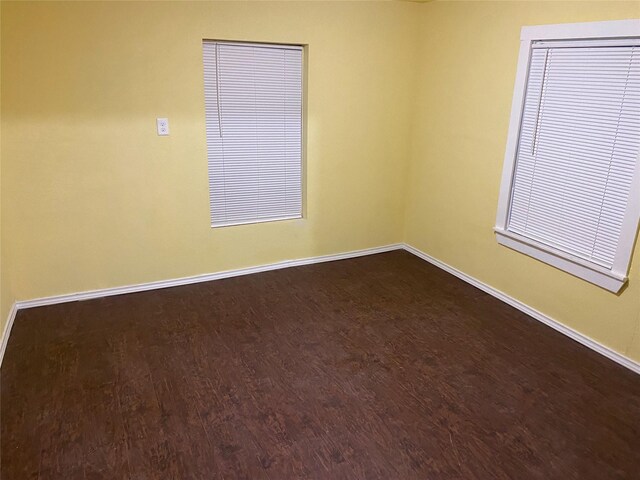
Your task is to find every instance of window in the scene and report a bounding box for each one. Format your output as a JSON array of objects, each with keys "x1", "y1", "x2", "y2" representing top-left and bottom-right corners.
[
  {"x1": 202, "y1": 41, "x2": 303, "y2": 227},
  {"x1": 495, "y1": 20, "x2": 640, "y2": 292}
]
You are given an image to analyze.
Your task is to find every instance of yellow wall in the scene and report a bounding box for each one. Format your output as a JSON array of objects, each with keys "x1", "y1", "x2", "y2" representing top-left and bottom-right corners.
[
  {"x1": 0, "y1": 0, "x2": 419, "y2": 333},
  {"x1": 0, "y1": 2, "x2": 4, "y2": 329},
  {"x1": 3, "y1": 0, "x2": 640, "y2": 365},
  {"x1": 0, "y1": 0, "x2": 13, "y2": 332},
  {"x1": 405, "y1": 0, "x2": 640, "y2": 362}
]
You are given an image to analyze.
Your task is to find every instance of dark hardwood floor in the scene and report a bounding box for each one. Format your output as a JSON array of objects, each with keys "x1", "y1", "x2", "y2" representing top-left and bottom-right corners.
[{"x1": 2, "y1": 250, "x2": 640, "y2": 479}]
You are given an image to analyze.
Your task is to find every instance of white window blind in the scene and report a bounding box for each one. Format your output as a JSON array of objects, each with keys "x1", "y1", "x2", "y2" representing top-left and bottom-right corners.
[
  {"x1": 507, "y1": 40, "x2": 640, "y2": 270},
  {"x1": 203, "y1": 41, "x2": 303, "y2": 227}
]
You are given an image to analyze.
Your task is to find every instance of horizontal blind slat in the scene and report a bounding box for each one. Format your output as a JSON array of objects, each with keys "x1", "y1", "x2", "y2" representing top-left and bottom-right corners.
[
  {"x1": 203, "y1": 41, "x2": 303, "y2": 226},
  {"x1": 508, "y1": 42, "x2": 640, "y2": 269}
]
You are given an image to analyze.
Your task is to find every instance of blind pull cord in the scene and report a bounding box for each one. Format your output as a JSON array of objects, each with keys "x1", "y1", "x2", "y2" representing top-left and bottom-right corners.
[
  {"x1": 532, "y1": 48, "x2": 550, "y2": 156},
  {"x1": 215, "y1": 43, "x2": 223, "y2": 138}
]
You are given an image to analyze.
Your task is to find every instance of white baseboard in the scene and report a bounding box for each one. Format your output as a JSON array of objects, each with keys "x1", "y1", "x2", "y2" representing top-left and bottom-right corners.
[
  {"x1": 2, "y1": 241, "x2": 639, "y2": 376},
  {"x1": 403, "y1": 243, "x2": 640, "y2": 376},
  {"x1": 15, "y1": 243, "x2": 404, "y2": 310},
  {"x1": 0, "y1": 243, "x2": 403, "y2": 367},
  {"x1": 0, "y1": 303, "x2": 18, "y2": 369}
]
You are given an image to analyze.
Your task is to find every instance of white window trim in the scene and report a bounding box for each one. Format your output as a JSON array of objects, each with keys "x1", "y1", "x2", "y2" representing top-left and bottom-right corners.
[{"x1": 495, "y1": 19, "x2": 640, "y2": 293}]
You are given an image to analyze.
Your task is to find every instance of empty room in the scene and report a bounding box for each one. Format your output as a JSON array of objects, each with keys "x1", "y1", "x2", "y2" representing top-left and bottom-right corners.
[{"x1": 1, "y1": 0, "x2": 640, "y2": 478}]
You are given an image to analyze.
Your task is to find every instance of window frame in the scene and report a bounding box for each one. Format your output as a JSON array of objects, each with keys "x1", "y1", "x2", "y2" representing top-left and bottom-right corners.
[
  {"x1": 202, "y1": 39, "x2": 306, "y2": 229},
  {"x1": 494, "y1": 19, "x2": 640, "y2": 293}
]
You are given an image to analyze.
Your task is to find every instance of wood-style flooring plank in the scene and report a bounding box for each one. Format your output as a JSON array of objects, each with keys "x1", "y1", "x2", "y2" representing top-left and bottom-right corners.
[{"x1": 2, "y1": 251, "x2": 640, "y2": 479}]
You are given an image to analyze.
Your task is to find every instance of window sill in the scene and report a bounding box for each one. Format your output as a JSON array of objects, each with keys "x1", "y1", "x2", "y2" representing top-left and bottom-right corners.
[{"x1": 494, "y1": 228, "x2": 627, "y2": 293}]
